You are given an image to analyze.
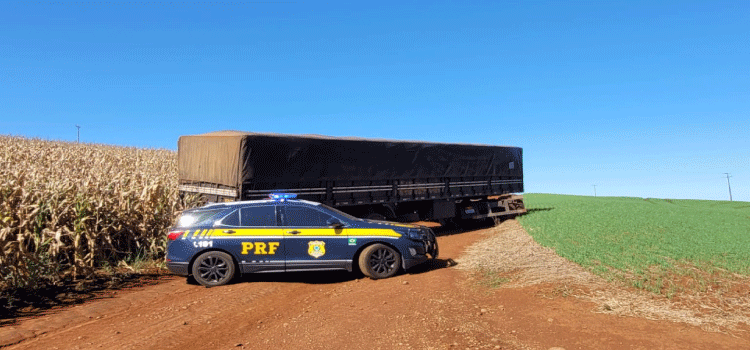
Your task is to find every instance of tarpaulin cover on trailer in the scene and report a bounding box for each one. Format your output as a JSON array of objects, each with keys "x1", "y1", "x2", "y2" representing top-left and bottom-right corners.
[{"x1": 178, "y1": 130, "x2": 523, "y2": 188}]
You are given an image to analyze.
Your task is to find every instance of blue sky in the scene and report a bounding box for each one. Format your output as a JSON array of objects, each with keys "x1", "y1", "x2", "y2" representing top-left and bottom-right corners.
[{"x1": 1, "y1": 1, "x2": 748, "y2": 201}]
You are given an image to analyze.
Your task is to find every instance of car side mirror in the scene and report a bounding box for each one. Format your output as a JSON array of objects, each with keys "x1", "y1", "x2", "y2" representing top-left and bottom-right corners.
[{"x1": 327, "y1": 218, "x2": 344, "y2": 228}]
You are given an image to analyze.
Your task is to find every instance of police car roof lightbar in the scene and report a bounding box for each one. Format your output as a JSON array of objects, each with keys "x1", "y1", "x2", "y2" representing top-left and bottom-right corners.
[{"x1": 270, "y1": 193, "x2": 297, "y2": 200}]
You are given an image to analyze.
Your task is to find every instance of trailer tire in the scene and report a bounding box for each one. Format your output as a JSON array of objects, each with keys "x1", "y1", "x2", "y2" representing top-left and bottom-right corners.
[{"x1": 359, "y1": 244, "x2": 401, "y2": 279}]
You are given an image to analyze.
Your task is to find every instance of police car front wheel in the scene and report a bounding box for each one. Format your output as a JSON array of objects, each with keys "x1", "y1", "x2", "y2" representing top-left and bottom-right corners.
[
  {"x1": 191, "y1": 251, "x2": 236, "y2": 287},
  {"x1": 359, "y1": 244, "x2": 401, "y2": 279}
]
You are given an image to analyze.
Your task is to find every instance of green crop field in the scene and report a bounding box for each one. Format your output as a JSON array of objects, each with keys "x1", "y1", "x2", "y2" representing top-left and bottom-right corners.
[{"x1": 517, "y1": 193, "x2": 750, "y2": 295}]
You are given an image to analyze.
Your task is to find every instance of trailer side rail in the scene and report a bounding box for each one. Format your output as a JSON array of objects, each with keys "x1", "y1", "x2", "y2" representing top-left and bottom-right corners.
[{"x1": 238, "y1": 178, "x2": 523, "y2": 205}]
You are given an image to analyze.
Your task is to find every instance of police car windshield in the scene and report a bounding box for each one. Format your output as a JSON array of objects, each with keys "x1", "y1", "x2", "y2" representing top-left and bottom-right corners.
[{"x1": 316, "y1": 203, "x2": 361, "y2": 222}]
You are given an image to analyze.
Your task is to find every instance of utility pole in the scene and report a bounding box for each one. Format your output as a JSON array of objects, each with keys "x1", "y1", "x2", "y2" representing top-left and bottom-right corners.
[
  {"x1": 75, "y1": 125, "x2": 80, "y2": 143},
  {"x1": 724, "y1": 173, "x2": 732, "y2": 201},
  {"x1": 592, "y1": 185, "x2": 597, "y2": 197}
]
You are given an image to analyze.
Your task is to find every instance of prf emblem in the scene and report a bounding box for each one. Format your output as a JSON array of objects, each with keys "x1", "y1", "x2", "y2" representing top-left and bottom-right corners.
[
  {"x1": 308, "y1": 241, "x2": 325, "y2": 258},
  {"x1": 241, "y1": 242, "x2": 280, "y2": 255}
]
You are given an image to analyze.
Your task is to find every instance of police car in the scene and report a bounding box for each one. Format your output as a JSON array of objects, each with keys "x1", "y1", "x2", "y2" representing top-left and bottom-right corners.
[{"x1": 166, "y1": 194, "x2": 439, "y2": 287}]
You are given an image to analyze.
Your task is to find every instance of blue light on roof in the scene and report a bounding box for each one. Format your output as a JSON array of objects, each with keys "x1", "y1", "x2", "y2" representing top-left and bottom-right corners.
[{"x1": 270, "y1": 193, "x2": 298, "y2": 200}]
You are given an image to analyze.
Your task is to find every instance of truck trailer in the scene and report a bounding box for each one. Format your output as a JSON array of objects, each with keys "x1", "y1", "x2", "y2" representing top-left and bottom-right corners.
[{"x1": 178, "y1": 131, "x2": 525, "y2": 223}]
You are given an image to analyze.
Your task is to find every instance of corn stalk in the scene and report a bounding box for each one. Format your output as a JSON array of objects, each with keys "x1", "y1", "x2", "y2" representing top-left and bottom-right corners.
[{"x1": 0, "y1": 136, "x2": 198, "y2": 290}]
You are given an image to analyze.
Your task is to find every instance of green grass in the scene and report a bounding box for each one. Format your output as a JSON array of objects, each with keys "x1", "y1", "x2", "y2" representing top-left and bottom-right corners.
[{"x1": 517, "y1": 193, "x2": 750, "y2": 294}]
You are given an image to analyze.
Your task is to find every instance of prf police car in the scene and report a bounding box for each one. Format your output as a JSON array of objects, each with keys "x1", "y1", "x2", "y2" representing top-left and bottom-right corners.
[{"x1": 166, "y1": 194, "x2": 439, "y2": 287}]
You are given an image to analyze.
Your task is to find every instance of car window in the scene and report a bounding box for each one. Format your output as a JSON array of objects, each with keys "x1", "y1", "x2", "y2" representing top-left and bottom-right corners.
[
  {"x1": 217, "y1": 209, "x2": 240, "y2": 226},
  {"x1": 176, "y1": 209, "x2": 226, "y2": 228},
  {"x1": 240, "y1": 206, "x2": 277, "y2": 227},
  {"x1": 283, "y1": 206, "x2": 335, "y2": 227},
  {"x1": 315, "y1": 203, "x2": 359, "y2": 221}
]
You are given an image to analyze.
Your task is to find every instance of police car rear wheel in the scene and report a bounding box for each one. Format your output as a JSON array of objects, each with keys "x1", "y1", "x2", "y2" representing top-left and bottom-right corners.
[
  {"x1": 359, "y1": 244, "x2": 401, "y2": 279},
  {"x1": 191, "y1": 251, "x2": 235, "y2": 287}
]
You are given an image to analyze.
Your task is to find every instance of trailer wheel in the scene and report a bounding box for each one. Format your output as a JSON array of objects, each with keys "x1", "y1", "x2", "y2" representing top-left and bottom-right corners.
[{"x1": 359, "y1": 244, "x2": 401, "y2": 279}]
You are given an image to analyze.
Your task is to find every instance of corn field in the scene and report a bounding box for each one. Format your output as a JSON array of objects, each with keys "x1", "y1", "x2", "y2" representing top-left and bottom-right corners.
[{"x1": 0, "y1": 136, "x2": 197, "y2": 292}]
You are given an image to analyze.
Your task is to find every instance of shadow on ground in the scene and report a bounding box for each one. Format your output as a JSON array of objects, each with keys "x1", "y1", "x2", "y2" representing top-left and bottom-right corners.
[
  {"x1": 225, "y1": 258, "x2": 457, "y2": 286},
  {"x1": 0, "y1": 271, "x2": 173, "y2": 326},
  {"x1": 231, "y1": 270, "x2": 360, "y2": 285},
  {"x1": 407, "y1": 258, "x2": 458, "y2": 275},
  {"x1": 431, "y1": 218, "x2": 497, "y2": 237}
]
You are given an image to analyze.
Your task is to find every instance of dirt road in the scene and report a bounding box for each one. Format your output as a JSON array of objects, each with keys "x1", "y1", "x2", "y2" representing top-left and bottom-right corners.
[{"x1": 1, "y1": 222, "x2": 748, "y2": 350}]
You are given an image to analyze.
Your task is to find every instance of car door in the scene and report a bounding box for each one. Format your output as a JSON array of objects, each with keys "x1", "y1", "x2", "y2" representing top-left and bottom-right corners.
[
  {"x1": 280, "y1": 204, "x2": 350, "y2": 272},
  {"x1": 215, "y1": 204, "x2": 284, "y2": 273}
]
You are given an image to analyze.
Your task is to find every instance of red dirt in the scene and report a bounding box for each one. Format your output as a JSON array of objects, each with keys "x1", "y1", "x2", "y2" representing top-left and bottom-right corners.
[{"x1": 1, "y1": 226, "x2": 748, "y2": 350}]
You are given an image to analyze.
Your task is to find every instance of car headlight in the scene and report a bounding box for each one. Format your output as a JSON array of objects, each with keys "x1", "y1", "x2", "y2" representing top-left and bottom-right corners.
[{"x1": 407, "y1": 229, "x2": 423, "y2": 240}]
